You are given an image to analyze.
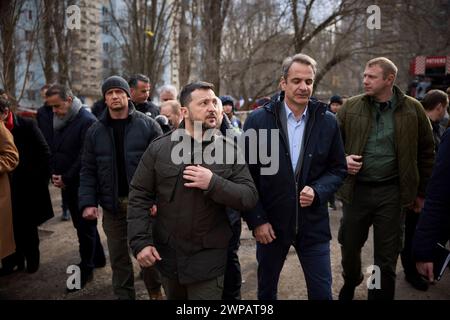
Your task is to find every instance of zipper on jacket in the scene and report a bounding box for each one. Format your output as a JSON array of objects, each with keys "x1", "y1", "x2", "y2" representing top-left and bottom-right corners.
[
  {"x1": 108, "y1": 127, "x2": 119, "y2": 213},
  {"x1": 295, "y1": 107, "x2": 316, "y2": 238}
]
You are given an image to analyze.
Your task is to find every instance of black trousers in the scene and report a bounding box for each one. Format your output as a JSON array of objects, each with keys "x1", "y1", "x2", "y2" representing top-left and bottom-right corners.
[
  {"x1": 222, "y1": 218, "x2": 242, "y2": 300},
  {"x1": 63, "y1": 187, "x2": 105, "y2": 271},
  {"x1": 400, "y1": 209, "x2": 422, "y2": 277},
  {"x1": 1, "y1": 218, "x2": 39, "y2": 271}
]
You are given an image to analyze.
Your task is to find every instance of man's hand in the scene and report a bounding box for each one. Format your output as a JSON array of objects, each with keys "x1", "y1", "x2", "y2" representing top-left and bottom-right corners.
[
  {"x1": 416, "y1": 262, "x2": 434, "y2": 282},
  {"x1": 149, "y1": 205, "x2": 157, "y2": 217},
  {"x1": 410, "y1": 196, "x2": 425, "y2": 213},
  {"x1": 137, "y1": 246, "x2": 162, "y2": 268},
  {"x1": 299, "y1": 186, "x2": 315, "y2": 207},
  {"x1": 183, "y1": 165, "x2": 213, "y2": 190},
  {"x1": 52, "y1": 174, "x2": 66, "y2": 189},
  {"x1": 346, "y1": 155, "x2": 363, "y2": 175},
  {"x1": 254, "y1": 223, "x2": 276, "y2": 244},
  {"x1": 82, "y1": 206, "x2": 100, "y2": 220}
]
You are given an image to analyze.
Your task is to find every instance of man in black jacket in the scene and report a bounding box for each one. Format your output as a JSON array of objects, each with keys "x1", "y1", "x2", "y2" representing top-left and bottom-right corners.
[
  {"x1": 79, "y1": 76, "x2": 162, "y2": 300},
  {"x1": 243, "y1": 53, "x2": 347, "y2": 300},
  {"x1": 129, "y1": 74, "x2": 159, "y2": 118},
  {"x1": 46, "y1": 84, "x2": 106, "y2": 290},
  {"x1": 127, "y1": 81, "x2": 258, "y2": 300}
]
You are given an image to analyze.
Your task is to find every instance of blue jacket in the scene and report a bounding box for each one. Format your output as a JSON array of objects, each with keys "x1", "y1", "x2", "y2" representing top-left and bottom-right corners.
[
  {"x1": 243, "y1": 93, "x2": 347, "y2": 246},
  {"x1": 413, "y1": 128, "x2": 450, "y2": 262}
]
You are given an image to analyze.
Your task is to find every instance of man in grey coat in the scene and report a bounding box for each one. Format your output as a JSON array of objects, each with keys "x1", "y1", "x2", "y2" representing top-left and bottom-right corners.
[{"x1": 127, "y1": 81, "x2": 258, "y2": 300}]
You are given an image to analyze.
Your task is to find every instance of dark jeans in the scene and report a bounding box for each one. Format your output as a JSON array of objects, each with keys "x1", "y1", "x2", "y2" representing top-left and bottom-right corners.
[
  {"x1": 222, "y1": 218, "x2": 242, "y2": 300},
  {"x1": 257, "y1": 239, "x2": 332, "y2": 300},
  {"x1": 338, "y1": 182, "x2": 404, "y2": 300},
  {"x1": 63, "y1": 187, "x2": 105, "y2": 272}
]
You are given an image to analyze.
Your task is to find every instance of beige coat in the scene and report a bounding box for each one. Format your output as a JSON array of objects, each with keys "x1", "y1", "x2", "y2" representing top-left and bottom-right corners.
[{"x1": 0, "y1": 121, "x2": 19, "y2": 259}]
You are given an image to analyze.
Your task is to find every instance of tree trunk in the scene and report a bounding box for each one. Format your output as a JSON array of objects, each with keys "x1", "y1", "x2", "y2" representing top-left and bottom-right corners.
[
  {"x1": 178, "y1": 0, "x2": 192, "y2": 87},
  {"x1": 42, "y1": 0, "x2": 55, "y2": 84},
  {"x1": 201, "y1": 0, "x2": 230, "y2": 93},
  {"x1": 0, "y1": 0, "x2": 24, "y2": 100},
  {"x1": 52, "y1": 1, "x2": 70, "y2": 85}
]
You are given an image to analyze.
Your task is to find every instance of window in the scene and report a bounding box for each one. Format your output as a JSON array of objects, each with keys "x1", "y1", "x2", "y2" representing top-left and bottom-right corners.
[
  {"x1": 102, "y1": 6, "x2": 108, "y2": 16},
  {"x1": 103, "y1": 60, "x2": 109, "y2": 68},
  {"x1": 28, "y1": 10, "x2": 32, "y2": 20},
  {"x1": 103, "y1": 42, "x2": 109, "y2": 52}
]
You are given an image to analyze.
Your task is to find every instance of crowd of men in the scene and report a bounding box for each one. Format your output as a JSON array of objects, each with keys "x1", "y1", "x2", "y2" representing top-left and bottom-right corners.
[{"x1": 0, "y1": 54, "x2": 449, "y2": 301}]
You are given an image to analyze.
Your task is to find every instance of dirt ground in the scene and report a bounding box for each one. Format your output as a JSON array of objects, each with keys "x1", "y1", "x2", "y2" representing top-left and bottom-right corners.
[{"x1": 1, "y1": 185, "x2": 449, "y2": 300}]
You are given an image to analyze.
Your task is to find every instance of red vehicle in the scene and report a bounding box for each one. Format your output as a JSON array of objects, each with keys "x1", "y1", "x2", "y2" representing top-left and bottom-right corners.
[
  {"x1": 16, "y1": 107, "x2": 37, "y2": 119},
  {"x1": 408, "y1": 55, "x2": 450, "y2": 99}
]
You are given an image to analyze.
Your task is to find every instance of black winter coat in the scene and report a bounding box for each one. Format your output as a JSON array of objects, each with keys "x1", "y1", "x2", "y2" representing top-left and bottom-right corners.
[
  {"x1": 50, "y1": 108, "x2": 96, "y2": 189},
  {"x1": 79, "y1": 102, "x2": 162, "y2": 214},
  {"x1": 134, "y1": 101, "x2": 159, "y2": 118},
  {"x1": 413, "y1": 128, "x2": 450, "y2": 262},
  {"x1": 10, "y1": 115, "x2": 54, "y2": 225},
  {"x1": 36, "y1": 104, "x2": 53, "y2": 147},
  {"x1": 243, "y1": 93, "x2": 347, "y2": 246}
]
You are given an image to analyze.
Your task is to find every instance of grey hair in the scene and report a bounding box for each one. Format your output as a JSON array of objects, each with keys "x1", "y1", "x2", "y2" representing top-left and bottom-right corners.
[
  {"x1": 159, "y1": 84, "x2": 178, "y2": 98},
  {"x1": 282, "y1": 53, "x2": 317, "y2": 79}
]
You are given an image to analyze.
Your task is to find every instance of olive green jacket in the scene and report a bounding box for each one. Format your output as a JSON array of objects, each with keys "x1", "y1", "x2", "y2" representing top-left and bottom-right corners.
[
  {"x1": 336, "y1": 85, "x2": 434, "y2": 206},
  {"x1": 127, "y1": 129, "x2": 258, "y2": 284}
]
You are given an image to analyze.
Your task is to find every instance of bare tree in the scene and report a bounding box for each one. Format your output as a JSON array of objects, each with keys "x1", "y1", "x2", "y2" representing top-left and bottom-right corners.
[
  {"x1": 200, "y1": 0, "x2": 230, "y2": 92},
  {"x1": 106, "y1": 0, "x2": 174, "y2": 93},
  {"x1": 41, "y1": 0, "x2": 55, "y2": 84},
  {"x1": 0, "y1": 0, "x2": 26, "y2": 100}
]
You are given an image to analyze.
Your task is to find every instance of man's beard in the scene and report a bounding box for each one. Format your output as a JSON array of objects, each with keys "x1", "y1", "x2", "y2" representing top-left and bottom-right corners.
[{"x1": 188, "y1": 111, "x2": 216, "y2": 131}]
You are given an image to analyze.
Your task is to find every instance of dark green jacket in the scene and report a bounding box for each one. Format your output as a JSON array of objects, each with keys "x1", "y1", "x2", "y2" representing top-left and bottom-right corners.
[
  {"x1": 127, "y1": 129, "x2": 258, "y2": 284},
  {"x1": 336, "y1": 85, "x2": 434, "y2": 206}
]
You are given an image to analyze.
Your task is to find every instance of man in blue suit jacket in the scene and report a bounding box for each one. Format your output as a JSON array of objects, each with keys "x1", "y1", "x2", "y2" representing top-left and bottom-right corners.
[{"x1": 243, "y1": 53, "x2": 347, "y2": 300}]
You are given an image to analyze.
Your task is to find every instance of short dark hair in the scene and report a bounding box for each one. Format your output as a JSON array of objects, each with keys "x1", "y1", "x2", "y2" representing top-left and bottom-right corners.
[
  {"x1": 128, "y1": 74, "x2": 150, "y2": 88},
  {"x1": 45, "y1": 84, "x2": 74, "y2": 100},
  {"x1": 421, "y1": 89, "x2": 449, "y2": 111},
  {"x1": 179, "y1": 81, "x2": 215, "y2": 108},
  {"x1": 0, "y1": 88, "x2": 5, "y2": 96},
  {"x1": 0, "y1": 97, "x2": 11, "y2": 113}
]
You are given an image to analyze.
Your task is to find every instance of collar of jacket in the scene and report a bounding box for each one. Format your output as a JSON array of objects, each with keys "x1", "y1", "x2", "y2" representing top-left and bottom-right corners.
[
  {"x1": 361, "y1": 85, "x2": 406, "y2": 106},
  {"x1": 100, "y1": 100, "x2": 136, "y2": 125}
]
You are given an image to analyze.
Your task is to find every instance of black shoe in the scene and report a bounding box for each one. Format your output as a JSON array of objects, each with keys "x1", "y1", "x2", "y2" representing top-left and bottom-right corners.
[
  {"x1": 338, "y1": 284, "x2": 356, "y2": 300},
  {"x1": 26, "y1": 251, "x2": 40, "y2": 273},
  {"x1": 0, "y1": 255, "x2": 25, "y2": 276},
  {"x1": 405, "y1": 274, "x2": 429, "y2": 291}
]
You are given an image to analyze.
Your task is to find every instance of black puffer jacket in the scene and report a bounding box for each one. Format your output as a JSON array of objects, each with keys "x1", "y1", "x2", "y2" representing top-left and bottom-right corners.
[
  {"x1": 134, "y1": 101, "x2": 159, "y2": 118},
  {"x1": 79, "y1": 102, "x2": 162, "y2": 213}
]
